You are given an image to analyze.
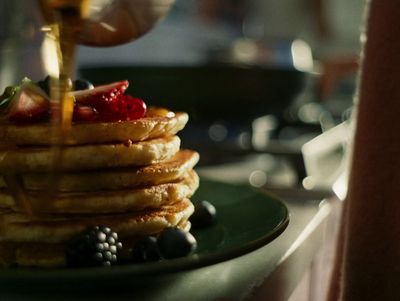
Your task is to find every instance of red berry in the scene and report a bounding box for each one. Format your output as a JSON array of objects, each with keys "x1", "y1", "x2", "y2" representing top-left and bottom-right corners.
[
  {"x1": 6, "y1": 80, "x2": 147, "y2": 124},
  {"x1": 73, "y1": 105, "x2": 98, "y2": 122},
  {"x1": 120, "y1": 95, "x2": 147, "y2": 121},
  {"x1": 7, "y1": 83, "x2": 50, "y2": 123},
  {"x1": 73, "y1": 80, "x2": 129, "y2": 110},
  {"x1": 96, "y1": 95, "x2": 147, "y2": 122},
  {"x1": 72, "y1": 80, "x2": 147, "y2": 122}
]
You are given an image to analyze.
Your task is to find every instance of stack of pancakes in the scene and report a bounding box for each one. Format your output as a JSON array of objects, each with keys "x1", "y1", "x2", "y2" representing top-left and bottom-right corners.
[{"x1": 0, "y1": 109, "x2": 199, "y2": 267}]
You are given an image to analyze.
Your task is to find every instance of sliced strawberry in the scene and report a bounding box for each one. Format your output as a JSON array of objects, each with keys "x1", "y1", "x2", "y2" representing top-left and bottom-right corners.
[
  {"x1": 7, "y1": 83, "x2": 50, "y2": 123},
  {"x1": 72, "y1": 80, "x2": 129, "y2": 111}
]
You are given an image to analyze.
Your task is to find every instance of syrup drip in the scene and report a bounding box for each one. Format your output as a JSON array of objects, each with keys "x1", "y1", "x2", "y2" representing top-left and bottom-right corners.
[
  {"x1": 41, "y1": 0, "x2": 89, "y2": 212},
  {"x1": 9, "y1": 0, "x2": 91, "y2": 215}
]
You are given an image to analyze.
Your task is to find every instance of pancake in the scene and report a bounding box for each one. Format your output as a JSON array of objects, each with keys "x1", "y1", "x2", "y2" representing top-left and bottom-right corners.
[
  {"x1": 0, "y1": 136, "x2": 180, "y2": 173},
  {"x1": 0, "y1": 83, "x2": 200, "y2": 268},
  {"x1": 0, "y1": 170, "x2": 199, "y2": 214},
  {"x1": 0, "y1": 242, "x2": 65, "y2": 267},
  {"x1": 0, "y1": 198, "x2": 194, "y2": 244},
  {"x1": 0, "y1": 204, "x2": 192, "y2": 267},
  {"x1": 0, "y1": 112, "x2": 188, "y2": 146},
  {"x1": 0, "y1": 150, "x2": 199, "y2": 192}
]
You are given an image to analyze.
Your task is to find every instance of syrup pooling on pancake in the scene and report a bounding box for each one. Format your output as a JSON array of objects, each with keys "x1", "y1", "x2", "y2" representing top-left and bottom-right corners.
[
  {"x1": 0, "y1": 112, "x2": 188, "y2": 146},
  {"x1": 0, "y1": 78, "x2": 200, "y2": 267}
]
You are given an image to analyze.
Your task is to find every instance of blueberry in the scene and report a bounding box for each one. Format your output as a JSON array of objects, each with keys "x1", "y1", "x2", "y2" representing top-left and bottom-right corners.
[
  {"x1": 37, "y1": 75, "x2": 51, "y2": 95},
  {"x1": 157, "y1": 227, "x2": 197, "y2": 259},
  {"x1": 131, "y1": 236, "x2": 162, "y2": 262},
  {"x1": 190, "y1": 200, "x2": 217, "y2": 229},
  {"x1": 74, "y1": 79, "x2": 94, "y2": 91}
]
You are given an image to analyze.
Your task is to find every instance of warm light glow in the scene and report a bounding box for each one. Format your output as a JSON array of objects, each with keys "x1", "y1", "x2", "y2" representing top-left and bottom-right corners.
[
  {"x1": 291, "y1": 39, "x2": 313, "y2": 72},
  {"x1": 302, "y1": 176, "x2": 316, "y2": 190},
  {"x1": 332, "y1": 170, "x2": 348, "y2": 201},
  {"x1": 252, "y1": 115, "x2": 277, "y2": 150},
  {"x1": 100, "y1": 22, "x2": 116, "y2": 32},
  {"x1": 208, "y1": 123, "x2": 228, "y2": 142},
  {"x1": 89, "y1": 0, "x2": 112, "y2": 16},
  {"x1": 302, "y1": 122, "x2": 350, "y2": 191},
  {"x1": 249, "y1": 170, "x2": 267, "y2": 187},
  {"x1": 231, "y1": 38, "x2": 258, "y2": 63},
  {"x1": 41, "y1": 27, "x2": 60, "y2": 78}
]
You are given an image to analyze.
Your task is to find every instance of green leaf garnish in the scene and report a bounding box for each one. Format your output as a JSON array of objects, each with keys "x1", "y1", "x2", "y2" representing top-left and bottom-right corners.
[
  {"x1": 0, "y1": 85, "x2": 20, "y2": 110},
  {"x1": 0, "y1": 97, "x2": 10, "y2": 109},
  {"x1": 0, "y1": 78, "x2": 36, "y2": 111}
]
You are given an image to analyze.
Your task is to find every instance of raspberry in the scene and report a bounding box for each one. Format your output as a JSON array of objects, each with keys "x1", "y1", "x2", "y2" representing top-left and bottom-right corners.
[
  {"x1": 99, "y1": 95, "x2": 146, "y2": 122},
  {"x1": 72, "y1": 80, "x2": 146, "y2": 122},
  {"x1": 122, "y1": 95, "x2": 147, "y2": 120}
]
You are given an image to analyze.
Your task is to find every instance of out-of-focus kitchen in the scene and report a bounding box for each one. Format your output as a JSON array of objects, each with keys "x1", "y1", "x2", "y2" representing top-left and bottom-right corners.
[
  {"x1": 76, "y1": 0, "x2": 361, "y2": 193},
  {"x1": 1, "y1": 0, "x2": 363, "y2": 193},
  {"x1": 75, "y1": 1, "x2": 363, "y2": 300},
  {"x1": 0, "y1": 0, "x2": 367, "y2": 300}
]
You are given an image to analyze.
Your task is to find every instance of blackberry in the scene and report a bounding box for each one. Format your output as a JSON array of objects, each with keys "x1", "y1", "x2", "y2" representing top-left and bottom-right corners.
[
  {"x1": 157, "y1": 227, "x2": 197, "y2": 259},
  {"x1": 65, "y1": 226, "x2": 122, "y2": 267}
]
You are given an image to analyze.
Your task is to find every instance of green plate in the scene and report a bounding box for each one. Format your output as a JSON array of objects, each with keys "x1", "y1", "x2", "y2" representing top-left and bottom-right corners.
[{"x1": 0, "y1": 179, "x2": 289, "y2": 292}]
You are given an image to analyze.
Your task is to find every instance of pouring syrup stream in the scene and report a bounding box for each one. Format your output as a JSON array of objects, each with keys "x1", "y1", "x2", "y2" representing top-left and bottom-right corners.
[
  {"x1": 7, "y1": 0, "x2": 91, "y2": 214},
  {"x1": 40, "y1": 0, "x2": 90, "y2": 211},
  {"x1": 40, "y1": 0, "x2": 90, "y2": 133}
]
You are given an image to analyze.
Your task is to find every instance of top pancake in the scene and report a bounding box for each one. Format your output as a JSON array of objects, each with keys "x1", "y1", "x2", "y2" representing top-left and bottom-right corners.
[
  {"x1": 0, "y1": 112, "x2": 188, "y2": 146},
  {"x1": 0, "y1": 136, "x2": 180, "y2": 173}
]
